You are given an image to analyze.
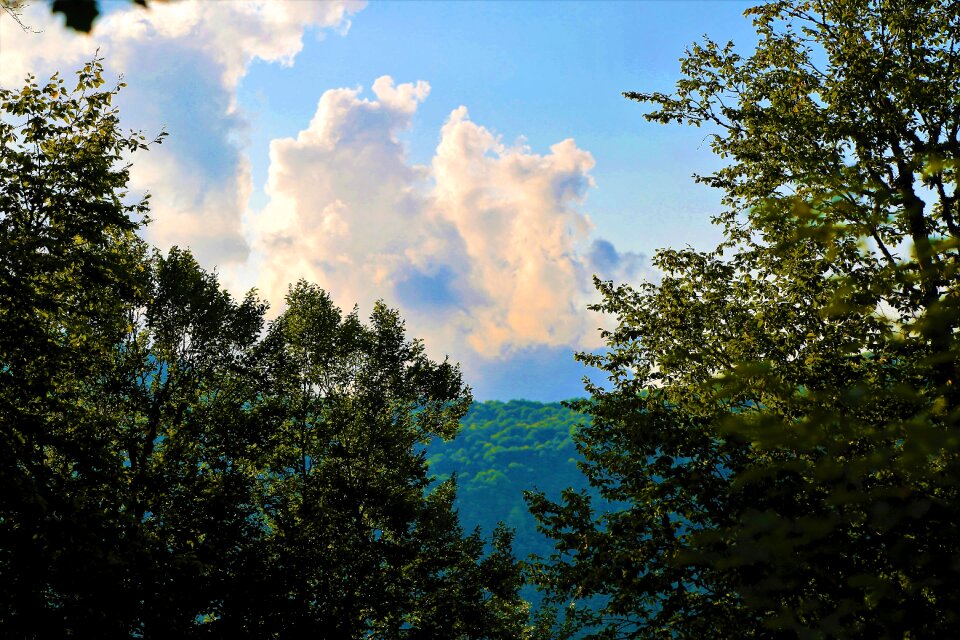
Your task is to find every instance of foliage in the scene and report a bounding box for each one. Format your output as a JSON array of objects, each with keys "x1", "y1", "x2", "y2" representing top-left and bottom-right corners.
[
  {"x1": 0, "y1": 60, "x2": 156, "y2": 636},
  {"x1": 0, "y1": 59, "x2": 533, "y2": 639},
  {"x1": 427, "y1": 400, "x2": 603, "y2": 569},
  {"x1": 529, "y1": 1, "x2": 960, "y2": 637}
]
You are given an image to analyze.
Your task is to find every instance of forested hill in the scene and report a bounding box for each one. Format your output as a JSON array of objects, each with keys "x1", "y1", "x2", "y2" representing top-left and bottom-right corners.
[{"x1": 426, "y1": 400, "x2": 598, "y2": 562}]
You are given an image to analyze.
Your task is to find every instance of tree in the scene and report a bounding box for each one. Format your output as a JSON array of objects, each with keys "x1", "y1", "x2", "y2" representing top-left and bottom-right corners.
[
  {"x1": 529, "y1": 1, "x2": 960, "y2": 637},
  {"x1": 217, "y1": 281, "x2": 532, "y2": 638},
  {"x1": 114, "y1": 247, "x2": 269, "y2": 636},
  {"x1": 0, "y1": 59, "x2": 158, "y2": 637},
  {"x1": 1, "y1": 59, "x2": 533, "y2": 638}
]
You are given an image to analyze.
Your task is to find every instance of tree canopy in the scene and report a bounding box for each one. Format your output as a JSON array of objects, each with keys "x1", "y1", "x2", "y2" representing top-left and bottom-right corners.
[
  {"x1": 0, "y1": 59, "x2": 532, "y2": 639},
  {"x1": 426, "y1": 401, "x2": 601, "y2": 587},
  {"x1": 529, "y1": 0, "x2": 960, "y2": 637}
]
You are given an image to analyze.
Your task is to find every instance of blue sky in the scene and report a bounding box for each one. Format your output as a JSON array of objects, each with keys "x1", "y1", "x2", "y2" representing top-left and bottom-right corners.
[
  {"x1": 235, "y1": 1, "x2": 757, "y2": 250},
  {"x1": 1, "y1": 0, "x2": 758, "y2": 400}
]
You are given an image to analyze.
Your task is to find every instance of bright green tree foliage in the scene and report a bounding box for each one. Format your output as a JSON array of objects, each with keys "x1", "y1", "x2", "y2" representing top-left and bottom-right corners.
[
  {"x1": 0, "y1": 61, "x2": 532, "y2": 639},
  {"x1": 427, "y1": 400, "x2": 598, "y2": 565},
  {"x1": 529, "y1": 1, "x2": 960, "y2": 637},
  {"x1": 427, "y1": 400, "x2": 615, "y2": 638}
]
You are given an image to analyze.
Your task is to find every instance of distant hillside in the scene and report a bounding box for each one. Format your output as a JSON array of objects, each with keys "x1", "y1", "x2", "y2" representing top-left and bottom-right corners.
[{"x1": 425, "y1": 399, "x2": 600, "y2": 566}]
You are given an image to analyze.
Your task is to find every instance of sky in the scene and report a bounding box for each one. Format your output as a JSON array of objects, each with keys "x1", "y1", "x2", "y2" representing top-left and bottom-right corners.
[{"x1": 0, "y1": 0, "x2": 758, "y2": 400}]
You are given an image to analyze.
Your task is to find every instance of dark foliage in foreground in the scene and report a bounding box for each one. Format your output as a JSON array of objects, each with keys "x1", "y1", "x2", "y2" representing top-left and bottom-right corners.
[
  {"x1": 0, "y1": 60, "x2": 533, "y2": 639},
  {"x1": 530, "y1": 1, "x2": 960, "y2": 637}
]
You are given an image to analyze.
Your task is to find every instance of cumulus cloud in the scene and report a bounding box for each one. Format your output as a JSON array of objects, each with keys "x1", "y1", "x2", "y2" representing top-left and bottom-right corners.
[
  {"x1": 1, "y1": 0, "x2": 365, "y2": 269},
  {"x1": 252, "y1": 76, "x2": 444, "y2": 315},
  {"x1": 253, "y1": 78, "x2": 645, "y2": 362},
  {"x1": 1, "y1": 3, "x2": 647, "y2": 378}
]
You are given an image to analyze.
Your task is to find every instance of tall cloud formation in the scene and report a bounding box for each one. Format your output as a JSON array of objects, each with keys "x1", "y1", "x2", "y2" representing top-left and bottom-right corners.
[
  {"x1": 2, "y1": 2, "x2": 645, "y2": 394},
  {"x1": 0, "y1": 0, "x2": 364, "y2": 269},
  {"x1": 253, "y1": 78, "x2": 644, "y2": 359}
]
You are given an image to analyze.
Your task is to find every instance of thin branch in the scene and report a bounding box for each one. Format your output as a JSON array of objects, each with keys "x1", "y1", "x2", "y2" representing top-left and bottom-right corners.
[{"x1": 1, "y1": 0, "x2": 40, "y2": 33}]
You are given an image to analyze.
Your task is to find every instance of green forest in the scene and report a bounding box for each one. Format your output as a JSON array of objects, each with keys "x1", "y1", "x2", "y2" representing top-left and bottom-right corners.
[
  {"x1": 2, "y1": 0, "x2": 959, "y2": 638},
  {"x1": 426, "y1": 401, "x2": 601, "y2": 572}
]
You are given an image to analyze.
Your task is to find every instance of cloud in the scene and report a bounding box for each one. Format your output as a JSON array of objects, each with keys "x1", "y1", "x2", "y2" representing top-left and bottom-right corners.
[
  {"x1": 465, "y1": 345, "x2": 608, "y2": 402},
  {"x1": 252, "y1": 78, "x2": 646, "y2": 366},
  {"x1": 1, "y1": 4, "x2": 648, "y2": 383},
  {"x1": 587, "y1": 238, "x2": 645, "y2": 277},
  {"x1": 1, "y1": 0, "x2": 365, "y2": 269},
  {"x1": 252, "y1": 76, "x2": 442, "y2": 314}
]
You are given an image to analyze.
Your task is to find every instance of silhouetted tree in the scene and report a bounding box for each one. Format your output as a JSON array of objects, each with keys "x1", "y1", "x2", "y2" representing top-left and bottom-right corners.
[
  {"x1": 530, "y1": 1, "x2": 960, "y2": 636},
  {"x1": 0, "y1": 58, "x2": 533, "y2": 639}
]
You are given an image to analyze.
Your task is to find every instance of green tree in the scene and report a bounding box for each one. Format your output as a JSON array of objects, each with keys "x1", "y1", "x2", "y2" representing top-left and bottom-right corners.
[
  {"x1": 0, "y1": 60, "x2": 157, "y2": 637},
  {"x1": 426, "y1": 400, "x2": 599, "y2": 575},
  {"x1": 1, "y1": 59, "x2": 533, "y2": 638},
  {"x1": 221, "y1": 281, "x2": 531, "y2": 638},
  {"x1": 115, "y1": 247, "x2": 268, "y2": 636},
  {"x1": 529, "y1": 1, "x2": 960, "y2": 637}
]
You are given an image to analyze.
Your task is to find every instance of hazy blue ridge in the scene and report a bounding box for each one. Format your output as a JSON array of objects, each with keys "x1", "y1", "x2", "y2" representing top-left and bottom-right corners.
[{"x1": 425, "y1": 399, "x2": 603, "y2": 566}]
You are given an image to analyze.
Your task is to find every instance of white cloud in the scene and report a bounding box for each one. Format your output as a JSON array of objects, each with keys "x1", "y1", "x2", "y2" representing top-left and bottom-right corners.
[
  {"x1": 253, "y1": 76, "x2": 442, "y2": 313},
  {"x1": 253, "y1": 78, "x2": 646, "y2": 362},
  {"x1": 95, "y1": 0, "x2": 363, "y2": 91},
  {"x1": 1, "y1": 0, "x2": 365, "y2": 269},
  {"x1": 1, "y1": 3, "x2": 647, "y2": 371},
  {"x1": 431, "y1": 108, "x2": 602, "y2": 355}
]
